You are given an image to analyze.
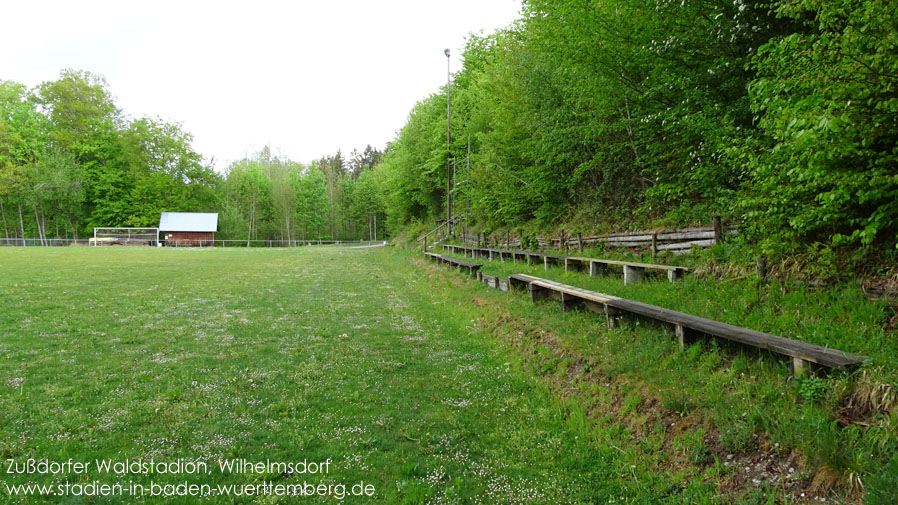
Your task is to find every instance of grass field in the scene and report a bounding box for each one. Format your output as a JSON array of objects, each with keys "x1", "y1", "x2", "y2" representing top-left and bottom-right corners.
[
  {"x1": 0, "y1": 247, "x2": 636, "y2": 504},
  {"x1": 1, "y1": 246, "x2": 895, "y2": 504}
]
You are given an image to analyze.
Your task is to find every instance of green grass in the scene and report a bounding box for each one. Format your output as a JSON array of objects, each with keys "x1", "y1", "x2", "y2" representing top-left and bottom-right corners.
[
  {"x1": 3, "y1": 246, "x2": 895, "y2": 503},
  {"x1": 0, "y1": 247, "x2": 718, "y2": 504},
  {"x1": 438, "y1": 245, "x2": 898, "y2": 501}
]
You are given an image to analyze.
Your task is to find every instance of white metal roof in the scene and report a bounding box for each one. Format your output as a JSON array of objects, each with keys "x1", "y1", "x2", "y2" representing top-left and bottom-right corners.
[{"x1": 158, "y1": 212, "x2": 219, "y2": 232}]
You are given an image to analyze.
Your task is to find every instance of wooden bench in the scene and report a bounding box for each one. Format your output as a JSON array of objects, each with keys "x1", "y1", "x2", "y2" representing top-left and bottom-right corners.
[
  {"x1": 507, "y1": 274, "x2": 866, "y2": 374},
  {"x1": 446, "y1": 245, "x2": 543, "y2": 265},
  {"x1": 560, "y1": 256, "x2": 689, "y2": 284},
  {"x1": 477, "y1": 272, "x2": 509, "y2": 291},
  {"x1": 424, "y1": 252, "x2": 482, "y2": 277},
  {"x1": 445, "y1": 245, "x2": 689, "y2": 284}
]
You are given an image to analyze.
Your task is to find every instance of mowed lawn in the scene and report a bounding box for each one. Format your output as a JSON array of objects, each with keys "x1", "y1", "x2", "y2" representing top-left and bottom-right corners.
[{"x1": 0, "y1": 247, "x2": 616, "y2": 504}]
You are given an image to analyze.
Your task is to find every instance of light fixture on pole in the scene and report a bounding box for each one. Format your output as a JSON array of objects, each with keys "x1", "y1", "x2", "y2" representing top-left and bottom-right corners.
[{"x1": 444, "y1": 48, "x2": 451, "y2": 235}]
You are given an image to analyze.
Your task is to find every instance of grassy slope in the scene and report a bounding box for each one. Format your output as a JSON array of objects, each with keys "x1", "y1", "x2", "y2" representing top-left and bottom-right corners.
[{"x1": 438, "y1": 245, "x2": 898, "y2": 502}]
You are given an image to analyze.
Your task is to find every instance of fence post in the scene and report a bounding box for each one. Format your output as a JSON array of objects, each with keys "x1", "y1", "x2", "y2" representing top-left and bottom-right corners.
[
  {"x1": 756, "y1": 255, "x2": 767, "y2": 281},
  {"x1": 577, "y1": 233, "x2": 583, "y2": 252},
  {"x1": 651, "y1": 232, "x2": 658, "y2": 258},
  {"x1": 712, "y1": 216, "x2": 723, "y2": 245}
]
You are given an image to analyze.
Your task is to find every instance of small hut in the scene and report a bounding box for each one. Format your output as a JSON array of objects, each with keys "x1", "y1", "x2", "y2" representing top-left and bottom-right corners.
[{"x1": 159, "y1": 212, "x2": 218, "y2": 247}]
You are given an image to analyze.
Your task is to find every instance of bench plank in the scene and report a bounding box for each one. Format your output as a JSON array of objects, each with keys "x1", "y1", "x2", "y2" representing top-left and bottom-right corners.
[
  {"x1": 444, "y1": 245, "x2": 690, "y2": 279},
  {"x1": 506, "y1": 274, "x2": 866, "y2": 370},
  {"x1": 424, "y1": 252, "x2": 482, "y2": 276}
]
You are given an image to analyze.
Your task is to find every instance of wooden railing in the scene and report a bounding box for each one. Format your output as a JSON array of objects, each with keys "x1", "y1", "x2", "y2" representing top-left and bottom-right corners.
[{"x1": 455, "y1": 221, "x2": 736, "y2": 255}]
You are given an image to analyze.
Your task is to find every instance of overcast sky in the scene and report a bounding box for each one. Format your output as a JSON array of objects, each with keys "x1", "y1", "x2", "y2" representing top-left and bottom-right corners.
[{"x1": 0, "y1": 0, "x2": 522, "y2": 169}]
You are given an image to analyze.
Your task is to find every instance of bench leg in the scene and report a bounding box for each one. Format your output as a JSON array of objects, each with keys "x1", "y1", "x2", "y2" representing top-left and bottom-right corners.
[
  {"x1": 604, "y1": 305, "x2": 621, "y2": 329},
  {"x1": 590, "y1": 262, "x2": 608, "y2": 277},
  {"x1": 530, "y1": 284, "x2": 549, "y2": 302},
  {"x1": 498, "y1": 278, "x2": 509, "y2": 292},
  {"x1": 668, "y1": 269, "x2": 684, "y2": 282},
  {"x1": 565, "y1": 259, "x2": 584, "y2": 272},
  {"x1": 793, "y1": 357, "x2": 810, "y2": 377},
  {"x1": 675, "y1": 324, "x2": 687, "y2": 350},
  {"x1": 624, "y1": 265, "x2": 646, "y2": 285},
  {"x1": 561, "y1": 292, "x2": 583, "y2": 313}
]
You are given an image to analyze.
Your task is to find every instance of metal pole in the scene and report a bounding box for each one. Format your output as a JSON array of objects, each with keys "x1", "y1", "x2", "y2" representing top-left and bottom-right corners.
[
  {"x1": 445, "y1": 48, "x2": 451, "y2": 237},
  {"x1": 466, "y1": 133, "x2": 470, "y2": 243},
  {"x1": 452, "y1": 158, "x2": 457, "y2": 234}
]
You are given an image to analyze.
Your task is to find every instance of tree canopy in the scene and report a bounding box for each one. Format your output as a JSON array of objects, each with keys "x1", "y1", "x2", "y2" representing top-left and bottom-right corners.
[
  {"x1": 368, "y1": 0, "x2": 898, "y2": 254},
  {"x1": 4, "y1": 0, "x2": 896, "y2": 254}
]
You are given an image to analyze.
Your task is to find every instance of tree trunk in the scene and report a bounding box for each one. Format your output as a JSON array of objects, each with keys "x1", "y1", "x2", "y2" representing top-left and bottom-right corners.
[
  {"x1": 247, "y1": 200, "x2": 255, "y2": 247},
  {"x1": 329, "y1": 205, "x2": 335, "y2": 241},
  {"x1": 17, "y1": 204, "x2": 25, "y2": 246},
  {"x1": 0, "y1": 201, "x2": 8, "y2": 240},
  {"x1": 33, "y1": 207, "x2": 44, "y2": 246},
  {"x1": 40, "y1": 209, "x2": 47, "y2": 246}
]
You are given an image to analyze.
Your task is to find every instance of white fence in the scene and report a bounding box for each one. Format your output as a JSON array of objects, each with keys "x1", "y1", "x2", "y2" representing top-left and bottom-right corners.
[
  {"x1": 0, "y1": 238, "x2": 383, "y2": 248},
  {"x1": 0, "y1": 238, "x2": 88, "y2": 246}
]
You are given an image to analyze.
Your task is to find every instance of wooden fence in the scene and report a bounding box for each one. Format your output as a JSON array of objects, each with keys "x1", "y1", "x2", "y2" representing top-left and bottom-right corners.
[{"x1": 457, "y1": 221, "x2": 737, "y2": 255}]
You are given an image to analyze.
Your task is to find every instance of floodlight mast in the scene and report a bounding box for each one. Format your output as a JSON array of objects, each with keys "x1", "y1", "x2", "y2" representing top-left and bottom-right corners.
[{"x1": 445, "y1": 48, "x2": 451, "y2": 236}]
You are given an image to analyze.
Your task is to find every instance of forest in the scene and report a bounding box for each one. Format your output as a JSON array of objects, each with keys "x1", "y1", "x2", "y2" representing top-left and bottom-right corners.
[
  {"x1": 0, "y1": 70, "x2": 385, "y2": 242},
  {"x1": 2, "y1": 0, "x2": 896, "y2": 257},
  {"x1": 375, "y1": 0, "x2": 897, "y2": 258}
]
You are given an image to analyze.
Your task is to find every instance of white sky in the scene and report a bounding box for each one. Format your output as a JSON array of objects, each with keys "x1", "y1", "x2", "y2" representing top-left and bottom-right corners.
[{"x1": 0, "y1": 0, "x2": 521, "y2": 169}]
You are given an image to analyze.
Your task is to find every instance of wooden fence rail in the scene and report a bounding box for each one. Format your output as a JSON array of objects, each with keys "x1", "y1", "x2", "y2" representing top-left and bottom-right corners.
[{"x1": 454, "y1": 223, "x2": 737, "y2": 255}]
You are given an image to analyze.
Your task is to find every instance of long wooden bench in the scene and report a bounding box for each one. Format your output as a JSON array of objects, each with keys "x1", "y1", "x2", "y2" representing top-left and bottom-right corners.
[
  {"x1": 426, "y1": 250, "x2": 510, "y2": 289},
  {"x1": 507, "y1": 274, "x2": 866, "y2": 374},
  {"x1": 445, "y1": 245, "x2": 689, "y2": 284},
  {"x1": 445, "y1": 245, "x2": 540, "y2": 264},
  {"x1": 477, "y1": 272, "x2": 509, "y2": 291},
  {"x1": 561, "y1": 256, "x2": 689, "y2": 283},
  {"x1": 424, "y1": 252, "x2": 482, "y2": 277}
]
